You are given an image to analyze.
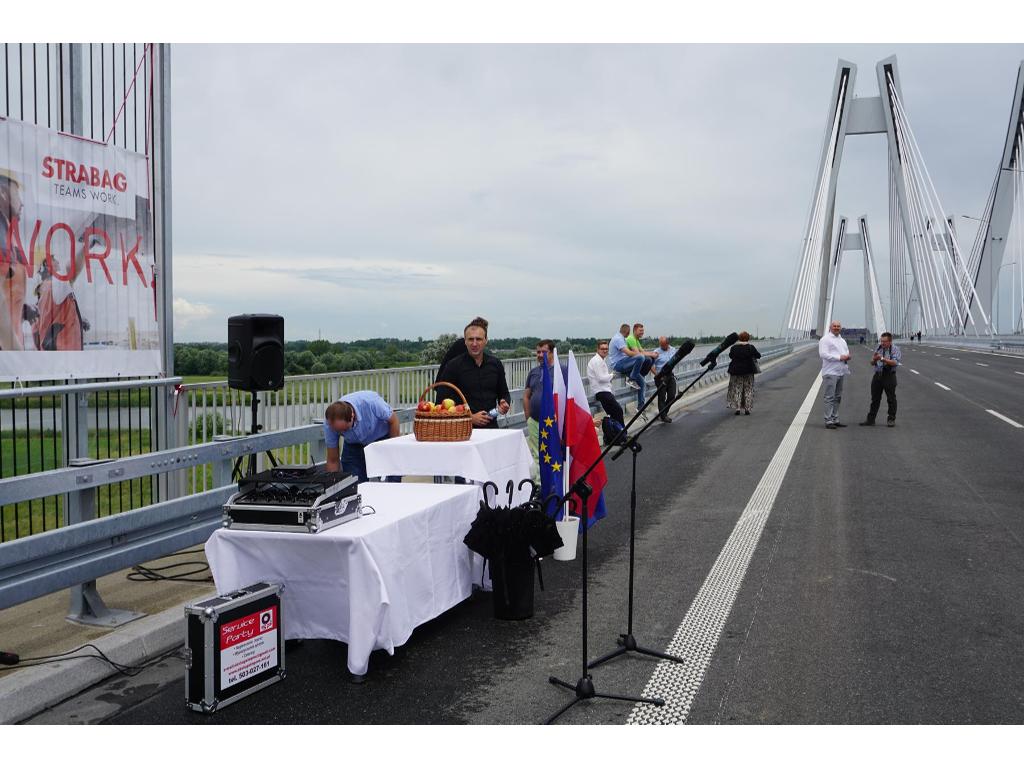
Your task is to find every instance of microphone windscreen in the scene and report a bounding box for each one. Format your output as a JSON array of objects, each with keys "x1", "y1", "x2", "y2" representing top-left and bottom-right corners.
[
  {"x1": 656, "y1": 339, "x2": 696, "y2": 380},
  {"x1": 720, "y1": 332, "x2": 740, "y2": 350}
]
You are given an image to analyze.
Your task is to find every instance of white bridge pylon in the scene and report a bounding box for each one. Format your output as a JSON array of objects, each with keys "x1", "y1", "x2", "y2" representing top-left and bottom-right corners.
[
  {"x1": 822, "y1": 216, "x2": 887, "y2": 341},
  {"x1": 783, "y1": 56, "x2": 992, "y2": 339},
  {"x1": 964, "y1": 61, "x2": 1024, "y2": 334}
]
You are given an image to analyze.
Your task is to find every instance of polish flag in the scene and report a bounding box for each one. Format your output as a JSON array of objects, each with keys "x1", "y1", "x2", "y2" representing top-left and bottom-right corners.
[
  {"x1": 552, "y1": 347, "x2": 567, "y2": 438},
  {"x1": 563, "y1": 350, "x2": 607, "y2": 528}
]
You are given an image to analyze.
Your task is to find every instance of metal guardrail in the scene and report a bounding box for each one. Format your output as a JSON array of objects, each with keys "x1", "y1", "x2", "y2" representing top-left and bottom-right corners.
[
  {"x1": 914, "y1": 335, "x2": 1024, "y2": 355},
  {"x1": 0, "y1": 424, "x2": 325, "y2": 621},
  {"x1": 1, "y1": 377, "x2": 180, "y2": 544},
  {"x1": 0, "y1": 341, "x2": 794, "y2": 621}
]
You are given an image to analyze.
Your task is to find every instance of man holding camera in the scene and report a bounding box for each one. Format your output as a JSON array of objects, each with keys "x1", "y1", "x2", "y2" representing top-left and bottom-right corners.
[{"x1": 860, "y1": 332, "x2": 901, "y2": 427}]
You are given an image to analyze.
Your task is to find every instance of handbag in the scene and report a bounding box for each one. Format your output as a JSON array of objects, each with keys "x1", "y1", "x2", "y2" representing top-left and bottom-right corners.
[{"x1": 752, "y1": 358, "x2": 762, "y2": 374}]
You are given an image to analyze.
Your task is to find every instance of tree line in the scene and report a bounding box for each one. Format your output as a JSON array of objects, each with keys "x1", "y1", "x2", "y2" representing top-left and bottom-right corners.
[{"x1": 174, "y1": 333, "x2": 732, "y2": 377}]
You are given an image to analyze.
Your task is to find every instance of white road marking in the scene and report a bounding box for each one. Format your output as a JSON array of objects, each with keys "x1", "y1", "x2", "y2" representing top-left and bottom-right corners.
[
  {"x1": 976, "y1": 363, "x2": 989, "y2": 367},
  {"x1": 1016, "y1": 372, "x2": 1024, "y2": 376},
  {"x1": 986, "y1": 410, "x2": 1024, "y2": 429},
  {"x1": 627, "y1": 376, "x2": 823, "y2": 725},
  {"x1": 950, "y1": 357, "x2": 960, "y2": 361},
  {"x1": 910, "y1": 369, "x2": 920, "y2": 375},
  {"x1": 935, "y1": 383, "x2": 951, "y2": 391}
]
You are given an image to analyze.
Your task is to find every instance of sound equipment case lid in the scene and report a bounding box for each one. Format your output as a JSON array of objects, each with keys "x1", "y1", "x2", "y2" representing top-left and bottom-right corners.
[{"x1": 184, "y1": 582, "x2": 285, "y2": 713}]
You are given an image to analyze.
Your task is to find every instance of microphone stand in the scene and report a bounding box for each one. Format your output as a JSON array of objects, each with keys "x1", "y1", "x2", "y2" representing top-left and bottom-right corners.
[
  {"x1": 586, "y1": 361, "x2": 716, "y2": 671},
  {"x1": 542, "y1": 360, "x2": 669, "y2": 724},
  {"x1": 543, "y1": 356, "x2": 715, "y2": 723}
]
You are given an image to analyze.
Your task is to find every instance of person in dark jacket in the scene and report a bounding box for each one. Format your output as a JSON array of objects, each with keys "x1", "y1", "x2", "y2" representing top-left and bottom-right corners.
[{"x1": 726, "y1": 331, "x2": 761, "y2": 415}]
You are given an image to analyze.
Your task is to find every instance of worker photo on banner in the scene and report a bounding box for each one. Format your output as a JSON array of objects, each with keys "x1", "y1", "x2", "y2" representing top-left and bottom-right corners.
[{"x1": 0, "y1": 117, "x2": 159, "y2": 381}]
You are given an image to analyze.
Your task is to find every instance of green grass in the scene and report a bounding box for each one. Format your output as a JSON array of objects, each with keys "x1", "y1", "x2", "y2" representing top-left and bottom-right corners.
[
  {"x1": 1, "y1": 429, "x2": 153, "y2": 542},
  {"x1": 1, "y1": 382, "x2": 155, "y2": 409}
]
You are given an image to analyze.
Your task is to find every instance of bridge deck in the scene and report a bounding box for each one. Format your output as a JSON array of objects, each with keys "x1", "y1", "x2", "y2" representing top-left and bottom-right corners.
[{"x1": 31, "y1": 344, "x2": 1024, "y2": 724}]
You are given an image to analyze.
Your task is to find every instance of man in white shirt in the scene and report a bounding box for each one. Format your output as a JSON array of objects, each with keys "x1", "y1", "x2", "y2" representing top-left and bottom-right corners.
[
  {"x1": 818, "y1": 320, "x2": 852, "y2": 429},
  {"x1": 587, "y1": 339, "x2": 625, "y2": 427}
]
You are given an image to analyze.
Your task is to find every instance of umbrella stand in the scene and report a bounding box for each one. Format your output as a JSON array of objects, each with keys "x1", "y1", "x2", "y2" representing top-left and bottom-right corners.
[{"x1": 543, "y1": 482, "x2": 664, "y2": 725}]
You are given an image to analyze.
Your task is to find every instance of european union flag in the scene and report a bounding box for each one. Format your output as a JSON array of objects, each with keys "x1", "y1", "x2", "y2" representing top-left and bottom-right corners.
[{"x1": 538, "y1": 352, "x2": 565, "y2": 519}]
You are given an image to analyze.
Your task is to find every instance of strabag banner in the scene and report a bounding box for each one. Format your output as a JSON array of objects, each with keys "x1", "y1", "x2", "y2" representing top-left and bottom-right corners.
[{"x1": 0, "y1": 117, "x2": 161, "y2": 381}]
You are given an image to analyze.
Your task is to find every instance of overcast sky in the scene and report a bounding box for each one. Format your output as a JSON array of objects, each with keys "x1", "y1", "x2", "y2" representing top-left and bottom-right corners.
[{"x1": 170, "y1": 44, "x2": 1024, "y2": 342}]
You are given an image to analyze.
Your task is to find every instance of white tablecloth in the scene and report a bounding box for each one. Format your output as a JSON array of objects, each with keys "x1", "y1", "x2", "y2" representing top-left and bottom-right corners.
[
  {"x1": 205, "y1": 483, "x2": 480, "y2": 676},
  {"x1": 364, "y1": 429, "x2": 533, "y2": 504}
]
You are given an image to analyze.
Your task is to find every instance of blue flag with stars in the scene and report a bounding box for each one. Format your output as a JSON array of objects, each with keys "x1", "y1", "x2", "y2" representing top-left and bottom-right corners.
[{"x1": 538, "y1": 352, "x2": 565, "y2": 519}]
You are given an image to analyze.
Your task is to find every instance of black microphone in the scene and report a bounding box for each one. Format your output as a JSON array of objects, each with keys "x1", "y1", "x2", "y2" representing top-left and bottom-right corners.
[
  {"x1": 699, "y1": 332, "x2": 740, "y2": 367},
  {"x1": 654, "y1": 339, "x2": 695, "y2": 381}
]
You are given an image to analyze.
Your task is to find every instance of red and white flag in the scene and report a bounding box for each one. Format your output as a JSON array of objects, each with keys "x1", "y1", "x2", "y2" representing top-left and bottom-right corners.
[{"x1": 563, "y1": 350, "x2": 607, "y2": 528}]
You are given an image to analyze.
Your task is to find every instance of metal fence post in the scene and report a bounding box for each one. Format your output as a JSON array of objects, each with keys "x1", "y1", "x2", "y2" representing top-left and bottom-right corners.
[
  {"x1": 309, "y1": 421, "x2": 326, "y2": 465},
  {"x1": 212, "y1": 435, "x2": 240, "y2": 487},
  {"x1": 65, "y1": 393, "x2": 144, "y2": 627},
  {"x1": 387, "y1": 371, "x2": 400, "y2": 408},
  {"x1": 153, "y1": 44, "x2": 176, "y2": 500}
]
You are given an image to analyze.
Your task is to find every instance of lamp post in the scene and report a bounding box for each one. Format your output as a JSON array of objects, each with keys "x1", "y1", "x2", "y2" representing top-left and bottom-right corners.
[{"x1": 995, "y1": 260, "x2": 1018, "y2": 334}]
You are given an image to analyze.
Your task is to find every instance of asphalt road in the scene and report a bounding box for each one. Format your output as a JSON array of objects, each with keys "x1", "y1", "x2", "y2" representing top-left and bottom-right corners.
[{"x1": 36, "y1": 343, "x2": 1024, "y2": 724}]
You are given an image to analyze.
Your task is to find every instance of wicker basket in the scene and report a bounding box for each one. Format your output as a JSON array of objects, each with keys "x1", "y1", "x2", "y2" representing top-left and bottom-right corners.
[{"x1": 413, "y1": 382, "x2": 473, "y2": 442}]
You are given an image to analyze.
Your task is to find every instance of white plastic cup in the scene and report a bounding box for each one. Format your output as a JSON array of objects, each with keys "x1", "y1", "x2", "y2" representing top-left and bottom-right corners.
[{"x1": 553, "y1": 515, "x2": 581, "y2": 561}]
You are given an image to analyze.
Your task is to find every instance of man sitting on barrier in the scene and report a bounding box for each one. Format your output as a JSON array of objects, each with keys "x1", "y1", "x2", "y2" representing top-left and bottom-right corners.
[
  {"x1": 324, "y1": 391, "x2": 400, "y2": 482},
  {"x1": 608, "y1": 321, "x2": 656, "y2": 412}
]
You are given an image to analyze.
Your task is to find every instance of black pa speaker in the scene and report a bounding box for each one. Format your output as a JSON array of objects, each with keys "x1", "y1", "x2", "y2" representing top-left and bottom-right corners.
[{"x1": 228, "y1": 314, "x2": 284, "y2": 392}]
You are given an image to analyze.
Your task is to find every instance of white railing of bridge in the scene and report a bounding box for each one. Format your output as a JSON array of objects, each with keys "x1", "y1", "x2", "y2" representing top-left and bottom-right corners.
[{"x1": 175, "y1": 341, "x2": 792, "y2": 493}]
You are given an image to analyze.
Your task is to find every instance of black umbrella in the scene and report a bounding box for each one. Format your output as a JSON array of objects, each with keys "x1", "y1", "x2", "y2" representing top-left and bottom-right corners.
[
  {"x1": 462, "y1": 480, "x2": 566, "y2": 619},
  {"x1": 463, "y1": 482, "x2": 509, "y2": 561}
]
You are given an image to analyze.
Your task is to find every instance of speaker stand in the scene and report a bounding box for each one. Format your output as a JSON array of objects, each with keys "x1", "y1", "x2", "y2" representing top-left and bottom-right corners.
[{"x1": 232, "y1": 392, "x2": 280, "y2": 480}]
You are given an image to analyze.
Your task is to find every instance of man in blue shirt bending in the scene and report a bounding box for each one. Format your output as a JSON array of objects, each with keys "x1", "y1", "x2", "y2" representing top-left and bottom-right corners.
[
  {"x1": 860, "y1": 332, "x2": 902, "y2": 428},
  {"x1": 324, "y1": 391, "x2": 400, "y2": 481}
]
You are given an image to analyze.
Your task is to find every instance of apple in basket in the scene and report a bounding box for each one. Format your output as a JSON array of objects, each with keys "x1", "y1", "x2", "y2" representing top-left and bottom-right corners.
[
  {"x1": 441, "y1": 398, "x2": 455, "y2": 410},
  {"x1": 455, "y1": 404, "x2": 468, "y2": 414},
  {"x1": 447, "y1": 405, "x2": 457, "y2": 414},
  {"x1": 417, "y1": 401, "x2": 432, "y2": 413}
]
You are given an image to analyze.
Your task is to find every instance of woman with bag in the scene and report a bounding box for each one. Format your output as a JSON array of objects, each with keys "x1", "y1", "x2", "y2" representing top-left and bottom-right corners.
[{"x1": 726, "y1": 331, "x2": 761, "y2": 415}]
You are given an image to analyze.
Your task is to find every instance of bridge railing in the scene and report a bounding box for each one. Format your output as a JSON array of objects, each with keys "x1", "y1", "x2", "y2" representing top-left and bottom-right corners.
[
  {"x1": 914, "y1": 335, "x2": 1024, "y2": 355},
  {"x1": 0, "y1": 341, "x2": 793, "y2": 621}
]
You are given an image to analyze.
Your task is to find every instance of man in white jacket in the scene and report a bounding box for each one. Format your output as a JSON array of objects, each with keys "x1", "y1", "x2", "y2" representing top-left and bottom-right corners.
[{"x1": 818, "y1": 320, "x2": 851, "y2": 429}]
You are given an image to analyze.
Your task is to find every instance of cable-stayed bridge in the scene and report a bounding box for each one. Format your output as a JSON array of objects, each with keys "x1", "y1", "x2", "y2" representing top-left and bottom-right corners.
[
  {"x1": 783, "y1": 56, "x2": 1024, "y2": 341},
  {"x1": 1, "y1": 49, "x2": 1022, "y2": 728}
]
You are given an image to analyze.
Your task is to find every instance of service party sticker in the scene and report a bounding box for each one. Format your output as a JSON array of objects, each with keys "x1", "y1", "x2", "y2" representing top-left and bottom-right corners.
[{"x1": 219, "y1": 606, "x2": 278, "y2": 691}]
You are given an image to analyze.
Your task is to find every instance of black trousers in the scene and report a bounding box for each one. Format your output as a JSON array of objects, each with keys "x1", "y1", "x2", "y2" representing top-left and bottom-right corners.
[
  {"x1": 656, "y1": 374, "x2": 678, "y2": 417},
  {"x1": 595, "y1": 391, "x2": 624, "y2": 425},
  {"x1": 867, "y1": 372, "x2": 897, "y2": 421}
]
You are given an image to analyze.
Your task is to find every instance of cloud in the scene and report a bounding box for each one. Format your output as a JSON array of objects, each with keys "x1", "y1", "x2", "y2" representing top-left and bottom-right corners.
[
  {"x1": 173, "y1": 297, "x2": 215, "y2": 328},
  {"x1": 169, "y1": 44, "x2": 1024, "y2": 341}
]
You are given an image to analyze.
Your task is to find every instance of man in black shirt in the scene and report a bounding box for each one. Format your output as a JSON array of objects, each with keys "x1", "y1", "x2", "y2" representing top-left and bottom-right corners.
[{"x1": 437, "y1": 320, "x2": 510, "y2": 428}]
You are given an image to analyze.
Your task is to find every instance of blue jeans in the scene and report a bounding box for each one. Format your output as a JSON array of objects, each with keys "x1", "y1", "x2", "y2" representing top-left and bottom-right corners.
[
  {"x1": 340, "y1": 440, "x2": 398, "y2": 483},
  {"x1": 612, "y1": 356, "x2": 653, "y2": 407}
]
